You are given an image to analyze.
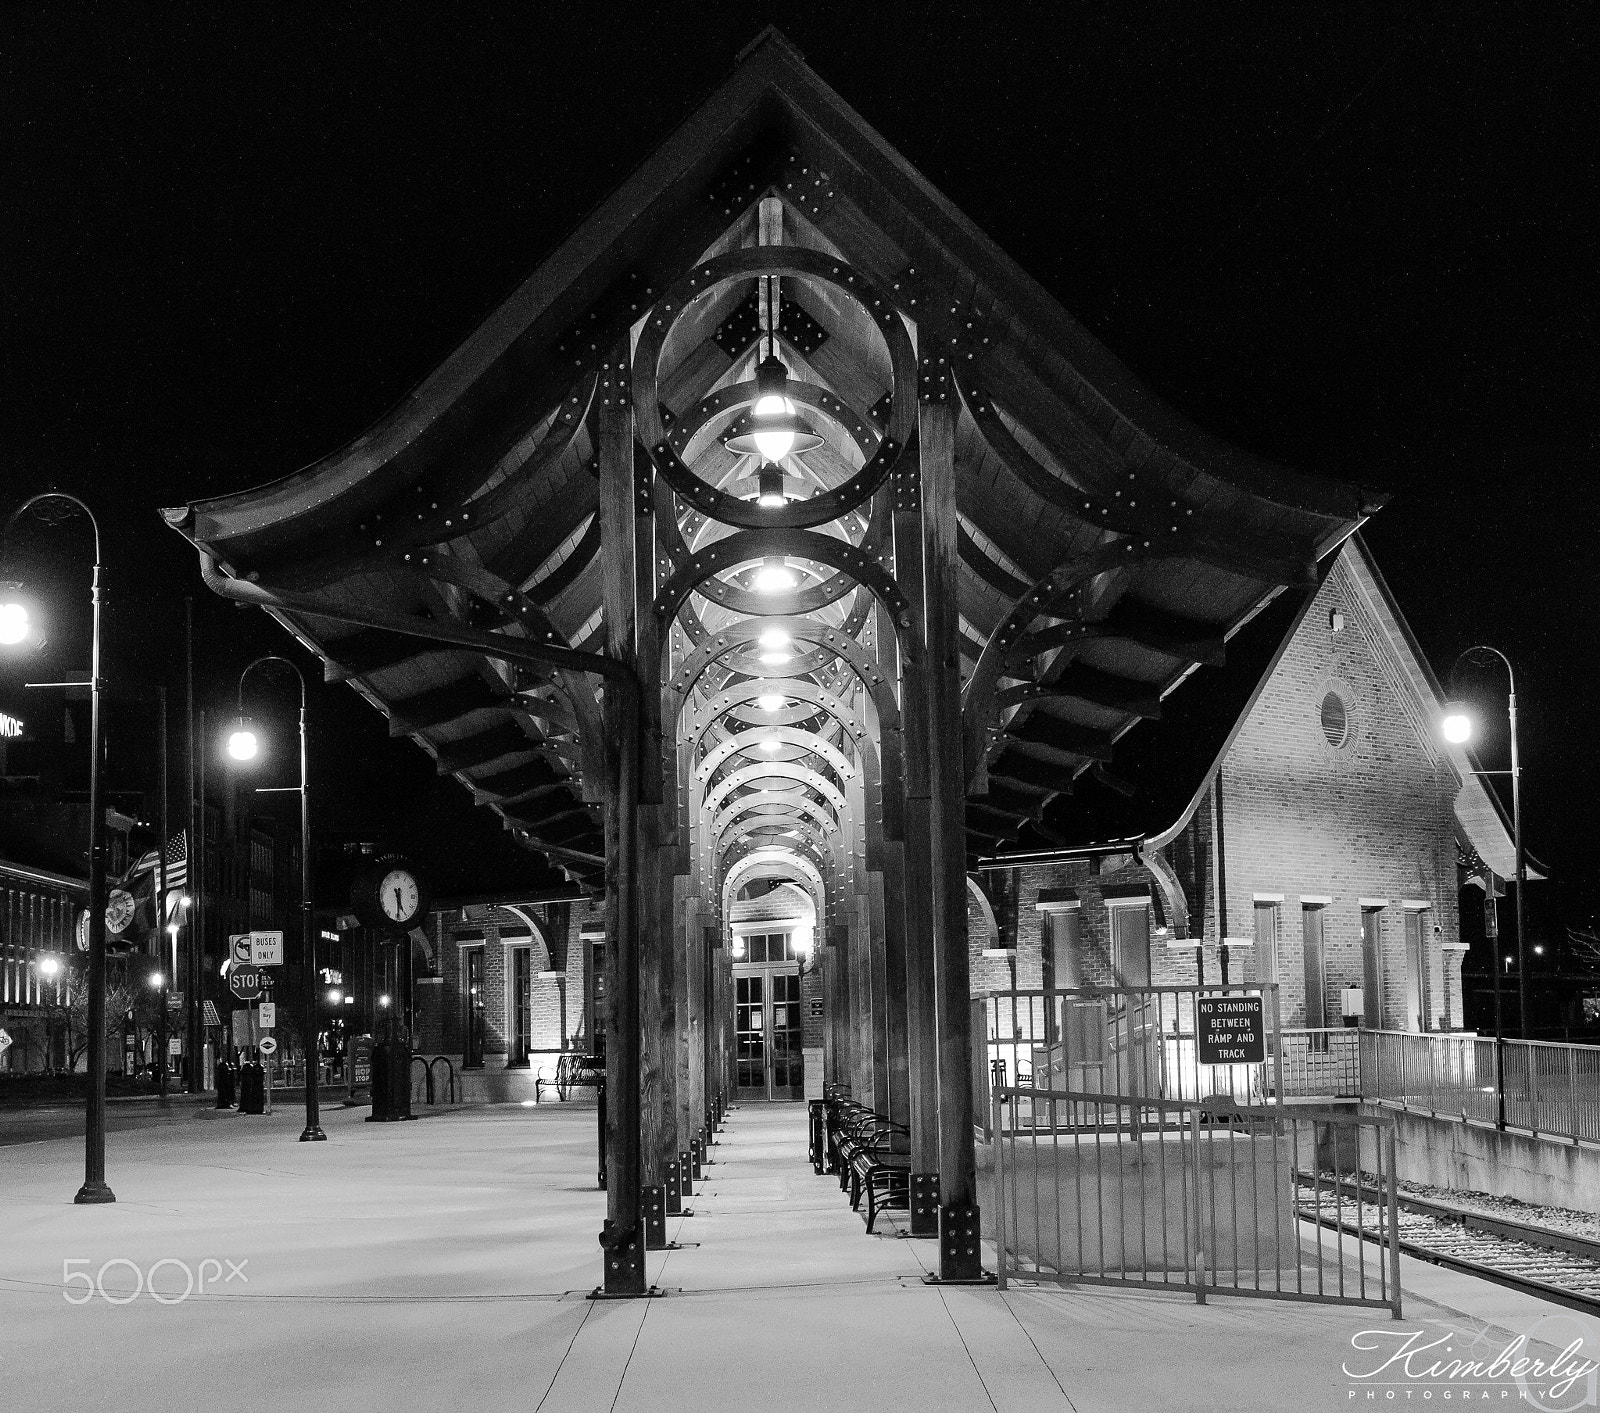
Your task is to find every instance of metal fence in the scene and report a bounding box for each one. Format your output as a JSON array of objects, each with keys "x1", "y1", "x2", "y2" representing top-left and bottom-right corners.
[
  {"x1": 988, "y1": 1085, "x2": 1402, "y2": 1315},
  {"x1": 1275, "y1": 1028, "x2": 1362, "y2": 1099},
  {"x1": 980, "y1": 985, "x2": 1283, "y2": 1133},
  {"x1": 1361, "y1": 1030, "x2": 1600, "y2": 1143}
]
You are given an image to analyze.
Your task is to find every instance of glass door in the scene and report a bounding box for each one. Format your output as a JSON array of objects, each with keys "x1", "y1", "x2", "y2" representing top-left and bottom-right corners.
[
  {"x1": 732, "y1": 934, "x2": 805, "y2": 1101},
  {"x1": 464, "y1": 948, "x2": 485, "y2": 1068},
  {"x1": 512, "y1": 947, "x2": 531, "y2": 1065}
]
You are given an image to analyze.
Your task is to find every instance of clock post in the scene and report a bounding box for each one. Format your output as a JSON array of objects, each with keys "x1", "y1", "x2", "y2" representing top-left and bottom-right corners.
[{"x1": 356, "y1": 856, "x2": 428, "y2": 1122}]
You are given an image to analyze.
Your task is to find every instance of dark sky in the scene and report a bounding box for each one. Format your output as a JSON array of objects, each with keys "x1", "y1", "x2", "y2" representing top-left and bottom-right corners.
[{"x1": 2, "y1": 7, "x2": 1594, "y2": 913}]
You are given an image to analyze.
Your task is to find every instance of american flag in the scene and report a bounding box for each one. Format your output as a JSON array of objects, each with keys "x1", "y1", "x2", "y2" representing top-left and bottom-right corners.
[{"x1": 133, "y1": 831, "x2": 188, "y2": 892}]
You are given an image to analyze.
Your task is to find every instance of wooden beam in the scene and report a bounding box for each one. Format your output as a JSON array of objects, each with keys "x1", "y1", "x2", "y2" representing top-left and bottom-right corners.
[{"x1": 432, "y1": 721, "x2": 532, "y2": 774}]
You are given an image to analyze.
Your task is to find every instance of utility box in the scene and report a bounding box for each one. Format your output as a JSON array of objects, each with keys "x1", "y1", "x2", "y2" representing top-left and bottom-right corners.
[{"x1": 1341, "y1": 987, "x2": 1364, "y2": 1027}]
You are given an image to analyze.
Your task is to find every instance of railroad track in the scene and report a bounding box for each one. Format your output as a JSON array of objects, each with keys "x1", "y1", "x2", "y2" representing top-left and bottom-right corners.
[{"x1": 1296, "y1": 1176, "x2": 1600, "y2": 1316}]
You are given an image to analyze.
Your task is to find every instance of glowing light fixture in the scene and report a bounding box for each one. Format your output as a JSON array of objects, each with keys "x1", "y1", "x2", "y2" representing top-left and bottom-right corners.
[
  {"x1": 38, "y1": 956, "x2": 60, "y2": 980},
  {"x1": 327, "y1": 988, "x2": 342, "y2": 1004},
  {"x1": 731, "y1": 936, "x2": 747, "y2": 959},
  {"x1": 226, "y1": 716, "x2": 260, "y2": 762},
  {"x1": 0, "y1": 597, "x2": 28, "y2": 646},
  {"x1": 754, "y1": 559, "x2": 798, "y2": 594},
  {"x1": 148, "y1": 972, "x2": 164, "y2": 989},
  {"x1": 378, "y1": 993, "x2": 391, "y2": 1008},
  {"x1": 756, "y1": 693, "x2": 786, "y2": 712},
  {"x1": 1440, "y1": 700, "x2": 1472, "y2": 745},
  {"x1": 724, "y1": 354, "x2": 824, "y2": 461},
  {"x1": 756, "y1": 463, "x2": 786, "y2": 508},
  {"x1": 759, "y1": 651, "x2": 792, "y2": 667},
  {"x1": 759, "y1": 736, "x2": 784, "y2": 753},
  {"x1": 758, "y1": 627, "x2": 791, "y2": 650}
]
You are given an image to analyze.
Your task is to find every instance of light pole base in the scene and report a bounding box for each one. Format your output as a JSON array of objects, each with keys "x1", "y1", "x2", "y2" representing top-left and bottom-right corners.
[
  {"x1": 299, "y1": 1126, "x2": 328, "y2": 1142},
  {"x1": 74, "y1": 1181, "x2": 116, "y2": 1205}
]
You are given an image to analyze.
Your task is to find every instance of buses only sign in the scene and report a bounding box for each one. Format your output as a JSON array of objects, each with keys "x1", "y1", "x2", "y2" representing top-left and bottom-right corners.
[{"x1": 1196, "y1": 996, "x2": 1266, "y2": 1066}]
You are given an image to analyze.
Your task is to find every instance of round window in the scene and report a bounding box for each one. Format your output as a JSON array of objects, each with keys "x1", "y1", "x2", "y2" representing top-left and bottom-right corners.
[{"x1": 1320, "y1": 691, "x2": 1349, "y2": 748}]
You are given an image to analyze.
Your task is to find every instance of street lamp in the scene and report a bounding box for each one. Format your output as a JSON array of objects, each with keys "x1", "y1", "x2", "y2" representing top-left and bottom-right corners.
[
  {"x1": 2, "y1": 491, "x2": 114, "y2": 1204},
  {"x1": 228, "y1": 656, "x2": 324, "y2": 1141},
  {"x1": 1440, "y1": 647, "x2": 1529, "y2": 1041}
]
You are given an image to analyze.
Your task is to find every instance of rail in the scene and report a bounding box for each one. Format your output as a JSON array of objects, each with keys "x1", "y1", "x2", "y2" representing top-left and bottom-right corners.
[{"x1": 988, "y1": 1084, "x2": 1401, "y2": 1315}]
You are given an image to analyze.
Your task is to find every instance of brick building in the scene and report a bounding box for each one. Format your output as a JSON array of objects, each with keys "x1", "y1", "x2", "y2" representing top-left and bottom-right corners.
[{"x1": 968, "y1": 535, "x2": 1523, "y2": 1038}]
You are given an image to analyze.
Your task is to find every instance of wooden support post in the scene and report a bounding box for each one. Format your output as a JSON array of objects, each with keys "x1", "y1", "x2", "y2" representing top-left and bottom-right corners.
[
  {"x1": 921, "y1": 398, "x2": 984, "y2": 1280},
  {"x1": 596, "y1": 356, "x2": 645, "y2": 1295},
  {"x1": 893, "y1": 471, "x2": 941, "y2": 1235}
]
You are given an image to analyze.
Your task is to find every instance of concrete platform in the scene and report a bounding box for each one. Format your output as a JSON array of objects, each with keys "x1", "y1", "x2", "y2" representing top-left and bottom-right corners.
[{"x1": 2, "y1": 1100, "x2": 1596, "y2": 1411}]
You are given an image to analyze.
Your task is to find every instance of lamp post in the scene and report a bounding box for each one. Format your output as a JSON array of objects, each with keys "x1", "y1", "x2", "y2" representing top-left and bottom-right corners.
[
  {"x1": 1441, "y1": 645, "x2": 1527, "y2": 1131},
  {"x1": 2, "y1": 492, "x2": 114, "y2": 1203},
  {"x1": 227, "y1": 655, "x2": 324, "y2": 1141}
]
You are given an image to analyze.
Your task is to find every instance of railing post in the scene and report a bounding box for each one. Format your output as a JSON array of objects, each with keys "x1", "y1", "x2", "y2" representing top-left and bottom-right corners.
[
  {"x1": 1385, "y1": 1125, "x2": 1403, "y2": 1320},
  {"x1": 991, "y1": 1085, "x2": 1007, "y2": 1291},
  {"x1": 1569, "y1": 1046, "x2": 1579, "y2": 1146},
  {"x1": 1527, "y1": 1043, "x2": 1540, "y2": 1137}
]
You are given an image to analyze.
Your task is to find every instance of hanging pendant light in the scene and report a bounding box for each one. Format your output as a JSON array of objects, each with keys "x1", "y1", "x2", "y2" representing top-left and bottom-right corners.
[
  {"x1": 724, "y1": 354, "x2": 824, "y2": 460},
  {"x1": 757, "y1": 462, "x2": 786, "y2": 508}
]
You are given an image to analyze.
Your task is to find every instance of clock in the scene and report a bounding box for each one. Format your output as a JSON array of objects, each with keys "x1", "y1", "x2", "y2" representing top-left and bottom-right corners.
[
  {"x1": 379, "y1": 868, "x2": 421, "y2": 925},
  {"x1": 351, "y1": 854, "x2": 430, "y2": 932}
]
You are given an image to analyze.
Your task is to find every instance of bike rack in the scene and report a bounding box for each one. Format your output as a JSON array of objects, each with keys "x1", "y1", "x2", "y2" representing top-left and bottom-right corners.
[
  {"x1": 427, "y1": 1055, "x2": 460, "y2": 1104},
  {"x1": 409, "y1": 1053, "x2": 434, "y2": 1106}
]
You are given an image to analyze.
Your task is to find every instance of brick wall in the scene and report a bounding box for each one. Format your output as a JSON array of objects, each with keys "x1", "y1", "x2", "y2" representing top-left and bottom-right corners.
[{"x1": 966, "y1": 552, "x2": 1461, "y2": 1036}]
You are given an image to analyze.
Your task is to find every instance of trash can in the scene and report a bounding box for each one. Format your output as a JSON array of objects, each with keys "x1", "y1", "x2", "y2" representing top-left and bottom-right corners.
[
  {"x1": 237, "y1": 1060, "x2": 266, "y2": 1115},
  {"x1": 366, "y1": 1038, "x2": 412, "y2": 1122},
  {"x1": 214, "y1": 1059, "x2": 236, "y2": 1110}
]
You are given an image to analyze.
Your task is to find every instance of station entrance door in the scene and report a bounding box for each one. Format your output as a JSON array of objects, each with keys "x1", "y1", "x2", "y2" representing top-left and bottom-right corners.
[{"x1": 733, "y1": 932, "x2": 804, "y2": 1101}]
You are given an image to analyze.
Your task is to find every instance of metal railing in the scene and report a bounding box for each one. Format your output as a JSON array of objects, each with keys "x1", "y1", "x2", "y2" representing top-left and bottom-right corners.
[
  {"x1": 980, "y1": 986, "x2": 1283, "y2": 1137},
  {"x1": 1361, "y1": 1030, "x2": 1600, "y2": 1144},
  {"x1": 989, "y1": 1084, "x2": 1401, "y2": 1315},
  {"x1": 1275, "y1": 1028, "x2": 1362, "y2": 1099}
]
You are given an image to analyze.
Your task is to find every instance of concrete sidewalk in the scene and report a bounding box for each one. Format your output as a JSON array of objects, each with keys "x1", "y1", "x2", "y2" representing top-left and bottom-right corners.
[{"x1": 1, "y1": 1100, "x2": 1595, "y2": 1412}]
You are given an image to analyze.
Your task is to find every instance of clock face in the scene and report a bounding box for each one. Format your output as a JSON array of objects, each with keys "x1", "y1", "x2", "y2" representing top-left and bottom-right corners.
[{"x1": 379, "y1": 869, "x2": 420, "y2": 924}]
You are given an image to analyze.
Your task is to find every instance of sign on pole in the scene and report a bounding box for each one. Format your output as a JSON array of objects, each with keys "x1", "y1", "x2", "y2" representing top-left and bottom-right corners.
[
  {"x1": 258, "y1": 1001, "x2": 276, "y2": 1030},
  {"x1": 230, "y1": 934, "x2": 254, "y2": 966},
  {"x1": 202, "y1": 1000, "x2": 221, "y2": 1028},
  {"x1": 1196, "y1": 995, "x2": 1266, "y2": 1067},
  {"x1": 0, "y1": 1028, "x2": 12, "y2": 1058},
  {"x1": 250, "y1": 931, "x2": 284, "y2": 967},
  {"x1": 228, "y1": 967, "x2": 267, "y2": 1002},
  {"x1": 166, "y1": 990, "x2": 183, "y2": 1011},
  {"x1": 258, "y1": 1036, "x2": 278, "y2": 1057},
  {"x1": 168, "y1": 1037, "x2": 182, "y2": 1056}
]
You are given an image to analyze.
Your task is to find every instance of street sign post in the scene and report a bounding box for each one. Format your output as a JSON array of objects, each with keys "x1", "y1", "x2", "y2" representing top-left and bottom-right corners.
[
  {"x1": 230, "y1": 934, "x2": 254, "y2": 966},
  {"x1": 250, "y1": 931, "x2": 284, "y2": 967}
]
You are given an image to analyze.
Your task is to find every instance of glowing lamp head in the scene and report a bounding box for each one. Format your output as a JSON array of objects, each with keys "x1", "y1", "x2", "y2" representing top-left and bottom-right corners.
[
  {"x1": 753, "y1": 560, "x2": 798, "y2": 594},
  {"x1": 758, "y1": 628, "x2": 791, "y2": 651},
  {"x1": 0, "y1": 597, "x2": 28, "y2": 647},
  {"x1": 378, "y1": 993, "x2": 391, "y2": 1008},
  {"x1": 149, "y1": 972, "x2": 164, "y2": 990},
  {"x1": 759, "y1": 735, "x2": 784, "y2": 753},
  {"x1": 756, "y1": 693, "x2": 786, "y2": 712},
  {"x1": 756, "y1": 462, "x2": 786, "y2": 508},
  {"x1": 759, "y1": 651, "x2": 792, "y2": 667},
  {"x1": 38, "y1": 956, "x2": 60, "y2": 979},
  {"x1": 327, "y1": 988, "x2": 342, "y2": 1004},
  {"x1": 1440, "y1": 701, "x2": 1472, "y2": 745},
  {"x1": 226, "y1": 717, "x2": 260, "y2": 762},
  {"x1": 730, "y1": 936, "x2": 746, "y2": 960}
]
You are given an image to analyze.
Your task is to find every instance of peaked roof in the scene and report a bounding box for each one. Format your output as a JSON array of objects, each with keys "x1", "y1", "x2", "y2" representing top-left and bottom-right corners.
[{"x1": 163, "y1": 28, "x2": 1382, "y2": 883}]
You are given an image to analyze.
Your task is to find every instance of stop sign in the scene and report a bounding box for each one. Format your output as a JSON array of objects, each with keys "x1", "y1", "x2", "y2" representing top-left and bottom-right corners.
[{"x1": 228, "y1": 967, "x2": 267, "y2": 1001}]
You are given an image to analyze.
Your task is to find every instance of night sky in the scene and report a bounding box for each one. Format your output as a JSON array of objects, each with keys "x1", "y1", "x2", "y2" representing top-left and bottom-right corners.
[{"x1": 3, "y1": 8, "x2": 1594, "y2": 919}]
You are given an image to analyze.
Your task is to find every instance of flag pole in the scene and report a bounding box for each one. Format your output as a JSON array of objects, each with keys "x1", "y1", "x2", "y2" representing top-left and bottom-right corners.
[
  {"x1": 185, "y1": 600, "x2": 201, "y2": 1090},
  {"x1": 157, "y1": 684, "x2": 169, "y2": 1101}
]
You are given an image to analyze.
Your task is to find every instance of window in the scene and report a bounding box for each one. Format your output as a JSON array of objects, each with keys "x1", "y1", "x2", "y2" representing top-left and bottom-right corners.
[
  {"x1": 1361, "y1": 908, "x2": 1385, "y2": 1028},
  {"x1": 1320, "y1": 691, "x2": 1349, "y2": 748},
  {"x1": 736, "y1": 932, "x2": 796, "y2": 964},
  {"x1": 1107, "y1": 905, "x2": 1150, "y2": 989},
  {"x1": 1403, "y1": 908, "x2": 1430, "y2": 1032},
  {"x1": 1302, "y1": 905, "x2": 1327, "y2": 1028},
  {"x1": 1253, "y1": 901, "x2": 1280, "y2": 985}
]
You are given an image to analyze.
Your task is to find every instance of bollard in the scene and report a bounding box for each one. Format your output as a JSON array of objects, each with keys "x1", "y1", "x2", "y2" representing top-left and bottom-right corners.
[{"x1": 214, "y1": 1060, "x2": 236, "y2": 1110}]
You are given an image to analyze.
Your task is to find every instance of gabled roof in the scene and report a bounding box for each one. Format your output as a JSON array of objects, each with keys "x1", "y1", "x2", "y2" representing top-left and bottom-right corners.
[{"x1": 162, "y1": 28, "x2": 1382, "y2": 881}]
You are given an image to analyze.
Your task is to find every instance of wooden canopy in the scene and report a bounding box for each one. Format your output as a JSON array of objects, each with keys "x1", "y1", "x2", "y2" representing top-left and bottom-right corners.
[{"x1": 165, "y1": 28, "x2": 1378, "y2": 1288}]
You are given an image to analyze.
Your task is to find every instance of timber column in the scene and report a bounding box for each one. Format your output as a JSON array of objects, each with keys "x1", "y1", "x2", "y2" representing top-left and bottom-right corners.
[
  {"x1": 891, "y1": 447, "x2": 941, "y2": 1237},
  {"x1": 596, "y1": 353, "x2": 647, "y2": 1294},
  {"x1": 921, "y1": 397, "x2": 985, "y2": 1281}
]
